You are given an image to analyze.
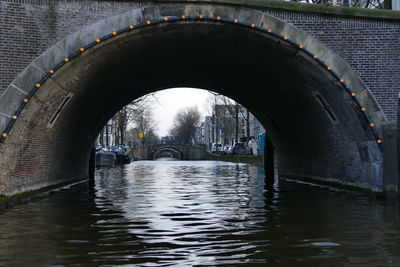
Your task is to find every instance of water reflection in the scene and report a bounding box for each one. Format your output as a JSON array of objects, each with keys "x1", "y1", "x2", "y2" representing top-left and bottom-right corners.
[{"x1": 0, "y1": 161, "x2": 399, "y2": 266}]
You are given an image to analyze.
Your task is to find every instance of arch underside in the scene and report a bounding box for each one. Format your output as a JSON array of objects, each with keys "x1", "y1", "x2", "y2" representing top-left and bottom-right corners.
[
  {"x1": 0, "y1": 3, "x2": 385, "y2": 195},
  {"x1": 153, "y1": 148, "x2": 183, "y2": 160}
]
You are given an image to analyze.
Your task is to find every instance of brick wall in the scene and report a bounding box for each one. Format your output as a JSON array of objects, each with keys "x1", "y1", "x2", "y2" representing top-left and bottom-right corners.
[
  {"x1": 0, "y1": 0, "x2": 145, "y2": 100},
  {"x1": 262, "y1": 9, "x2": 400, "y2": 122},
  {"x1": 0, "y1": 1, "x2": 395, "y2": 195},
  {"x1": 0, "y1": 0, "x2": 398, "y2": 122}
]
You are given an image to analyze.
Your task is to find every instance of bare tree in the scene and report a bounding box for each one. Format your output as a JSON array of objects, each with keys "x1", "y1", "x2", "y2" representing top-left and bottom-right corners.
[
  {"x1": 215, "y1": 95, "x2": 241, "y2": 143},
  {"x1": 130, "y1": 111, "x2": 159, "y2": 146},
  {"x1": 109, "y1": 94, "x2": 157, "y2": 145},
  {"x1": 169, "y1": 106, "x2": 201, "y2": 144},
  {"x1": 207, "y1": 92, "x2": 251, "y2": 143}
]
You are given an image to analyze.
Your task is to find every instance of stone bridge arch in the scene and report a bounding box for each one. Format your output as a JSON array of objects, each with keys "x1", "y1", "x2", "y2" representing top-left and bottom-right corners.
[
  {"x1": 152, "y1": 146, "x2": 183, "y2": 160},
  {"x1": 0, "y1": 2, "x2": 389, "y2": 196},
  {"x1": 130, "y1": 144, "x2": 206, "y2": 160}
]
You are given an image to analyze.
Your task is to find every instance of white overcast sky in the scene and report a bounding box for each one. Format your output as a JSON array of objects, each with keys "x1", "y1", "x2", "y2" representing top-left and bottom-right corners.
[{"x1": 151, "y1": 88, "x2": 211, "y2": 136}]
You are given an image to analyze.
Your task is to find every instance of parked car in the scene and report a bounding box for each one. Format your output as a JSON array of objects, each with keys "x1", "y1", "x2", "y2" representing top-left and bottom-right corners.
[
  {"x1": 117, "y1": 144, "x2": 127, "y2": 153},
  {"x1": 95, "y1": 143, "x2": 103, "y2": 151},
  {"x1": 107, "y1": 146, "x2": 122, "y2": 154},
  {"x1": 231, "y1": 142, "x2": 248, "y2": 155},
  {"x1": 224, "y1": 145, "x2": 232, "y2": 155},
  {"x1": 211, "y1": 143, "x2": 224, "y2": 154}
]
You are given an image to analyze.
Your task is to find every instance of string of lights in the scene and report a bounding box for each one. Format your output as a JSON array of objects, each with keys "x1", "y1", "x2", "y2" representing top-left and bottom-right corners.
[{"x1": 0, "y1": 15, "x2": 382, "y2": 145}]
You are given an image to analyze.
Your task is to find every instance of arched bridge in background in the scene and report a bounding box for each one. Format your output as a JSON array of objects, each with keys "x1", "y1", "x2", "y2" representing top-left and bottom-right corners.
[
  {"x1": 129, "y1": 144, "x2": 206, "y2": 160},
  {"x1": 0, "y1": 0, "x2": 399, "y2": 196}
]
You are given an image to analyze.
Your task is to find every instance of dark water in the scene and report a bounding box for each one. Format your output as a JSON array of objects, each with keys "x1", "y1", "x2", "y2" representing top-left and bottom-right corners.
[{"x1": 0, "y1": 161, "x2": 399, "y2": 266}]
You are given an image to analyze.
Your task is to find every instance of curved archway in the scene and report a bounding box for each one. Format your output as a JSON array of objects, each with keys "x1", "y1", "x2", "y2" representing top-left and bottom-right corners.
[
  {"x1": 153, "y1": 147, "x2": 183, "y2": 160},
  {"x1": 0, "y1": 3, "x2": 386, "y2": 195}
]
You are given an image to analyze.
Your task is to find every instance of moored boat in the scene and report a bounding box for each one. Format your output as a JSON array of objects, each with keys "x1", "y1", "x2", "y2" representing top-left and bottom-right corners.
[{"x1": 96, "y1": 151, "x2": 116, "y2": 167}]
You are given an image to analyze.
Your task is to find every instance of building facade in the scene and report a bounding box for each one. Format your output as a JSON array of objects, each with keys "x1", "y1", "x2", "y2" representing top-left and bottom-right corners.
[{"x1": 195, "y1": 104, "x2": 265, "y2": 149}]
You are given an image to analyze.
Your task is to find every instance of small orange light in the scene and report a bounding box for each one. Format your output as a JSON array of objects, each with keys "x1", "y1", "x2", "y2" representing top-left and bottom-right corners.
[
  {"x1": 340, "y1": 79, "x2": 345, "y2": 83},
  {"x1": 234, "y1": 19, "x2": 238, "y2": 23},
  {"x1": 163, "y1": 17, "x2": 168, "y2": 22},
  {"x1": 12, "y1": 115, "x2": 17, "y2": 120},
  {"x1": 35, "y1": 83, "x2": 41, "y2": 88},
  {"x1": 23, "y1": 98, "x2": 29, "y2": 103},
  {"x1": 361, "y1": 107, "x2": 366, "y2": 112},
  {"x1": 216, "y1": 16, "x2": 221, "y2": 20},
  {"x1": 146, "y1": 20, "x2": 151, "y2": 24},
  {"x1": 96, "y1": 39, "x2": 101, "y2": 43},
  {"x1": 199, "y1": 15, "x2": 204, "y2": 19},
  {"x1": 370, "y1": 123, "x2": 375, "y2": 127},
  {"x1": 112, "y1": 31, "x2": 117, "y2": 36},
  {"x1": 2, "y1": 133, "x2": 7, "y2": 138},
  {"x1": 351, "y1": 92, "x2": 356, "y2": 97},
  {"x1": 313, "y1": 55, "x2": 318, "y2": 59},
  {"x1": 181, "y1": 15, "x2": 186, "y2": 19},
  {"x1": 267, "y1": 29, "x2": 272, "y2": 33},
  {"x1": 79, "y1": 47, "x2": 85, "y2": 52},
  {"x1": 377, "y1": 139, "x2": 382, "y2": 144},
  {"x1": 299, "y1": 45, "x2": 304, "y2": 49},
  {"x1": 251, "y1": 24, "x2": 255, "y2": 28},
  {"x1": 49, "y1": 70, "x2": 54, "y2": 74},
  {"x1": 64, "y1": 58, "x2": 69, "y2": 62},
  {"x1": 129, "y1": 25, "x2": 134, "y2": 30},
  {"x1": 283, "y1": 36, "x2": 288, "y2": 40},
  {"x1": 327, "y1": 66, "x2": 332, "y2": 71}
]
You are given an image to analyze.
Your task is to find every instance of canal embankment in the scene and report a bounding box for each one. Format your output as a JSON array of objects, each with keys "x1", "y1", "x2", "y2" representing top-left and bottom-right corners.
[
  {"x1": 205, "y1": 151, "x2": 396, "y2": 197},
  {"x1": 205, "y1": 151, "x2": 264, "y2": 166}
]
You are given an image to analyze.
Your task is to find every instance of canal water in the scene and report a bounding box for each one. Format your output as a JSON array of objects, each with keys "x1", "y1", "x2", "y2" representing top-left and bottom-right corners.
[{"x1": 0, "y1": 160, "x2": 399, "y2": 266}]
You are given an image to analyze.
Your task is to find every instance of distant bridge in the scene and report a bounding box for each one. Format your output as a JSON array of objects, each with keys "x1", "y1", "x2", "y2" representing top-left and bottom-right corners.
[{"x1": 129, "y1": 144, "x2": 207, "y2": 160}]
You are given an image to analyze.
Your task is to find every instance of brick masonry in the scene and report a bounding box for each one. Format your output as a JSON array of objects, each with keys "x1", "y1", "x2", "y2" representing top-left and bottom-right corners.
[
  {"x1": 0, "y1": 0, "x2": 143, "y2": 100},
  {"x1": 0, "y1": 1, "x2": 398, "y2": 196},
  {"x1": 0, "y1": 0, "x2": 398, "y2": 122},
  {"x1": 262, "y1": 9, "x2": 400, "y2": 122}
]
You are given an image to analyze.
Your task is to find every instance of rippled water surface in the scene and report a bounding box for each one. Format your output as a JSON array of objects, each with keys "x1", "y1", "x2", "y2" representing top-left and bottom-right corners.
[{"x1": 0, "y1": 160, "x2": 399, "y2": 266}]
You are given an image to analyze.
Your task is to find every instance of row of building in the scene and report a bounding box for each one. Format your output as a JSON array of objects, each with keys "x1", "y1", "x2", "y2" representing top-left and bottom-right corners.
[
  {"x1": 99, "y1": 103, "x2": 266, "y2": 151},
  {"x1": 193, "y1": 104, "x2": 265, "y2": 150}
]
